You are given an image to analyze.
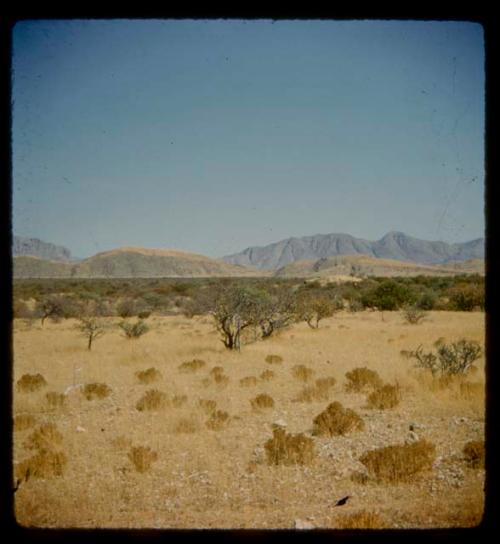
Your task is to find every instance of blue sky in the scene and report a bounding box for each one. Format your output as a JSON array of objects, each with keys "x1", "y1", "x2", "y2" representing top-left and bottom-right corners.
[{"x1": 12, "y1": 19, "x2": 485, "y2": 258}]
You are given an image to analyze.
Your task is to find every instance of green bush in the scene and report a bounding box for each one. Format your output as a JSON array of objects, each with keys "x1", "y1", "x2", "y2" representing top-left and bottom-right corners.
[
  {"x1": 362, "y1": 280, "x2": 415, "y2": 311},
  {"x1": 119, "y1": 319, "x2": 150, "y2": 339}
]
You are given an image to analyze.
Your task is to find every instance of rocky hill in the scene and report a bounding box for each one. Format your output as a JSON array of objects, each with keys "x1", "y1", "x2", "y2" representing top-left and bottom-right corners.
[
  {"x1": 223, "y1": 231, "x2": 485, "y2": 270},
  {"x1": 13, "y1": 236, "x2": 72, "y2": 261}
]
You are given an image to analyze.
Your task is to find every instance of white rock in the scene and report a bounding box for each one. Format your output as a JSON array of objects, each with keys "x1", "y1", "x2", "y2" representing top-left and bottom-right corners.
[
  {"x1": 272, "y1": 419, "x2": 287, "y2": 430},
  {"x1": 76, "y1": 426, "x2": 86, "y2": 432}
]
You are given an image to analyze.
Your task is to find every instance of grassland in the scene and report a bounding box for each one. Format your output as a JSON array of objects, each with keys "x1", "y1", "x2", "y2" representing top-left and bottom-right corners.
[{"x1": 13, "y1": 310, "x2": 485, "y2": 529}]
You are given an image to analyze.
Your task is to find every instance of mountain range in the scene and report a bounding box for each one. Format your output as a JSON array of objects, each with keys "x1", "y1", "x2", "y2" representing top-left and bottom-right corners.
[{"x1": 13, "y1": 236, "x2": 73, "y2": 262}]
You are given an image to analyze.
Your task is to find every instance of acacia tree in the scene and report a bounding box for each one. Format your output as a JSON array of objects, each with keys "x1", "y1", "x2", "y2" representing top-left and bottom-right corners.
[
  {"x1": 77, "y1": 316, "x2": 106, "y2": 350},
  {"x1": 297, "y1": 292, "x2": 340, "y2": 329},
  {"x1": 35, "y1": 295, "x2": 81, "y2": 326},
  {"x1": 257, "y1": 288, "x2": 297, "y2": 339}
]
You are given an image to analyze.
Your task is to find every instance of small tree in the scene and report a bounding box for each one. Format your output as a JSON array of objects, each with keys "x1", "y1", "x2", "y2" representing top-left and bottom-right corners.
[
  {"x1": 257, "y1": 289, "x2": 297, "y2": 339},
  {"x1": 76, "y1": 317, "x2": 106, "y2": 350},
  {"x1": 35, "y1": 295, "x2": 80, "y2": 326},
  {"x1": 402, "y1": 304, "x2": 427, "y2": 325},
  {"x1": 119, "y1": 319, "x2": 150, "y2": 339},
  {"x1": 297, "y1": 292, "x2": 339, "y2": 329}
]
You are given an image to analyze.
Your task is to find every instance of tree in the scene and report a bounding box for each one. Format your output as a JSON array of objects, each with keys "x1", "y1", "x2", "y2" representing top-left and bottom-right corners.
[
  {"x1": 76, "y1": 317, "x2": 106, "y2": 350},
  {"x1": 297, "y1": 292, "x2": 339, "y2": 329},
  {"x1": 255, "y1": 288, "x2": 297, "y2": 339},
  {"x1": 35, "y1": 295, "x2": 81, "y2": 326}
]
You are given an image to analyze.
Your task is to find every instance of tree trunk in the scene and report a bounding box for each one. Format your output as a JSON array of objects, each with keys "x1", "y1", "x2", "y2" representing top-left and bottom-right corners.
[{"x1": 88, "y1": 334, "x2": 93, "y2": 351}]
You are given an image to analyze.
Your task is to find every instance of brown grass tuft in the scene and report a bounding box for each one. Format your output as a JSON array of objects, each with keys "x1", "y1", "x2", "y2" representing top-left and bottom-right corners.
[
  {"x1": 312, "y1": 401, "x2": 365, "y2": 436},
  {"x1": 198, "y1": 399, "x2": 217, "y2": 415},
  {"x1": 209, "y1": 366, "x2": 224, "y2": 377},
  {"x1": 291, "y1": 364, "x2": 315, "y2": 382},
  {"x1": 359, "y1": 440, "x2": 436, "y2": 483},
  {"x1": 463, "y1": 440, "x2": 485, "y2": 469},
  {"x1": 135, "y1": 367, "x2": 162, "y2": 384},
  {"x1": 366, "y1": 384, "x2": 401, "y2": 410},
  {"x1": 14, "y1": 414, "x2": 36, "y2": 431},
  {"x1": 315, "y1": 376, "x2": 337, "y2": 390},
  {"x1": 345, "y1": 367, "x2": 383, "y2": 392},
  {"x1": 46, "y1": 391, "x2": 66, "y2": 408},
  {"x1": 82, "y1": 383, "x2": 112, "y2": 400},
  {"x1": 17, "y1": 373, "x2": 47, "y2": 393},
  {"x1": 172, "y1": 394, "x2": 188, "y2": 408},
  {"x1": 259, "y1": 369, "x2": 275, "y2": 381},
  {"x1": 135, "y1": 389, "x2": 169, "y2": 411},
  {"x1": 250, "y1": 393, "x2": 275, "y2": 410},
  {"x1": 23, "y1": 422, "x2": 63, "y2": 451},
  {"x1": 213, "y1": 373, "x2": 229, "y2": 387},
  {"x1": 240, "y1": 376, "x2": 258, "y2": 387},
  {"x1": 334, "y1": 510, "x2": 388, "y2": 529},
  {"x1": 178, "y1": 359, "x2": 206, "y2": 373},
  {"x1": 205, "y1": 410, "x2": 230, "y2": 431},
  {"x1": 264, "y1": 428, "x2": 315, "y2": 466},
  {"x1": 173, "y1": 417, "x2": 199, "y2": 434},
  {"x1": 265, "y1": 354, "x2": 283, "y2": 365},
  {"x1": 459, "y1": 381, "x2": 484, "y2": 400},
  {"x1": 128, "y1": 446, "x2": 158, "y2": 473},
  {"x1": 16, "y1": 449, "x2": 67, "y2": 481}
]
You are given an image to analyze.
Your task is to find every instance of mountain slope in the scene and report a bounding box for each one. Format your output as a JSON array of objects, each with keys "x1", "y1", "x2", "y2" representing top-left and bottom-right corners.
[
  {"x1": 223, "y1": 231, "x2": 484, "y2": 270},
  {"x1": 13, "y1": 236, "x2": 72, "y2": 261}
]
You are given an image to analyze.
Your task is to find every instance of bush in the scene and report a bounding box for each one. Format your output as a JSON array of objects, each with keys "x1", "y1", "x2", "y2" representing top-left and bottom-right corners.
[
  {"x1": 292, "y1": 365, "x2": 315, "y2": 382},
  {"x1": 198, "y1": 399, "x2": 217, "y2": 415},
  {"x1": 46, "y1": 391, "x2": 66, "y2": 408},
  {"x1": 359, "y1": 440, "x2": 436, "y2": 483},
  {"x1": 264, "y1": 428, "x2": 315, "y2": 466},
  {"x1": 173, "y1": 417, "x2": 199, "y2": 434},
  {"x1": 448, "y1": 284, "x2": 484, "y2": 311},
  {"x1": 16, "y1": 449, "x2": 67, "y2": 481},
  {"x1": 345, "y1": 367, "x2": 383, "y2": 392},
  {"x1": 463, "y1": 440, "x2": 485, "y2": 469},
  {"x1": 265, "y1": 354, "x2": 283, "y2": 365},
  {"x1": 205, "y1": 410, "x2": 230, "y2": 431},
  {"x1": 23, "y1": 422, "x2": 63, "y2": 451},
  {"x1": 83, "y1": 383, "x2": 112, "y2": 400},
  {"x1": 13, "y1": 414, "x2": 36, "y2": 431},
  {"x1": 251, "y1": 393, "x2": 275, "y2": 410},
  {"x1": 178, "y1": 359, "x2": 206, "y2": 373},
  {"x1": 119, "y1": 319, "x2": 150, "y2": 339},
  {"x1": 17, "y1": 373, "x2": 47, "y2": 393},
  {"x1": 172, "y1": 394, "x2": 188, "y2": 408},
  {"x1": 136, "y1": 389, "x2": 169, "y2": 411},
  {"x1": 312, "y1": 401, "x2": 364, "y2": 436},
  {"x1": 366, "y1": 384, "x2": 401, "y2": 410},
  {"x1": 128, "y1": 446, "x2": 158, "y2": 473},
  {"x1": 240, "y1": 376, "x2": 258, "y2": 387},
  {"x1": 362, "y1": 280, "x2": 414, "y2": 311},
  {"x1": 116, "y1": 298, "x2": 137, "y2": 318},
  {"x1": 135, "y1": 367, "x2": 162, "y2": 384},
  {"x1": 259, "y1": 370, "x2": 275, "y2": 381},
  {"x1": 402, "y1": 304, "x2": 427, "y2": 324}
]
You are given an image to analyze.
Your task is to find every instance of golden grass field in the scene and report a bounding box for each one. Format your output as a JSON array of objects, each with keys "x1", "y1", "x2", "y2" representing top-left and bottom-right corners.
[{"x1": 12, "y1": 310, "x2": 485, "y2": 529}]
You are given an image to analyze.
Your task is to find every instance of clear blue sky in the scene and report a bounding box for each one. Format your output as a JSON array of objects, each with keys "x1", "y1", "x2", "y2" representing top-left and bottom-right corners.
[{"x1": 12, "y1": 19, "x2": 485, "y2": 258}]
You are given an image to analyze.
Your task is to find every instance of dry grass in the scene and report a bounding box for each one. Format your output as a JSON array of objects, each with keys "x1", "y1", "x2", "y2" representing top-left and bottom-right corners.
[
  {"x1": 250, "y1": 393, "x2": 275, "y2": 410},
  {"x1": 463, "y1": 440, "x2": 485, "y2": 469},
  {"x1": 264, "y1": 428, "x2": 315, "y2": 466},
  {"x1": 291, "y1": 364, "x2": 315, "y2": 382},
  {"x1": 205, "y1": 410, "x2": 230, "y2": 431},
  {"x1": 46, "y1": 391, "x2": 66, "y2": 408},
  {"x1": 135, "y1": 367, "x2": 162, "y2": 384},
  {"x1": 110, "y1": 435, "x2": 132, "y2": 451},
  {"x1": 17, "y1": 373, "x2": 47, "y2": 393},
  {"x1": 172, "y1": 394, "x2": 188, "y2": 408},
  {"x1": 178, "y1": 359, "x2": 206, "y2": 373},
  {"x1": 265, "y1": 354, "x2": 283, "y2": 365},
  {"x1": 23, "y1": 423, "x2": 63, "y2": 451},
  {"x1": 366, "y1": 384, "x2": 401, "y2": 410},
  {"x1": 458, "y1": 381, "x2": 484, "y2": 400},
  {"x1": 240, "y1": 376, "x2": 258, "y2": 387},
  {"x1": 209, "y1": 366, "x2": 224, "y2": 377},
  {"x1": 14, "y1": 414, "x2": 36, "y2": 431},
  {"x1": 345, "y1": 367, "x2": 383, "y2": 392},
  {"x1": 359, "y1": 440, "x2": 436, "y2": 483},
  {"x1": 334, "y1": 510, "x2": 388, "y2": 529},
  {"x1": 312, "y1": 401, "x2": 365, "y2": 436},
  {"x1": 173, "y1": 417, "x2": 199, "y2": 434},
  {"x1": 198, "y1": 398, "x2": 217, "y2": 415},
  {"x1": 82, "y1": 382, "x2": 112, "y2": 400},
  {"x1": 135, "y1": 389, "x2": 169, "y2": 411},
  {"x1": 259, "y1": 369, "x2": 275, "y2": 381},
  {"x1": 128, "y1": 446, "x2": 158, "y2": 473},
  {"x1": 294, "y1": 376, "x2": 337, "y2": 403},
  {"x1": 15, "y1": 449, "x2": 67, "y2": 481}
]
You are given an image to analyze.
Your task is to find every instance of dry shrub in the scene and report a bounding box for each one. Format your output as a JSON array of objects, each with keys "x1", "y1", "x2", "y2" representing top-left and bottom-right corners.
[
  {"x1": 366, "y1": 384, "x2": 401, "y2": 410},
  {"x1": 46, "y1": 391, "x2": 66, "y2": 408},
  {"x1": 206, "y1": 410, "x2": 230, "y2": 431},
  {"x1": 128, "y1": 446, "x2": 158, "y2": 473},
  {"x1": 15, "y1": 449, "x2": 67, "y2": 481},
  {"x1": 312, "y1": 401, "x2": 365, "y2": 436},
  {"x1": 136, "y1": 389, "x2": 169, "y2": 411},
  {"x1": 264, "y1": 428, "x2": 315, "y2": 466},
  {"x1": 240, "y1": 376, "x2": 258, "y2": 387},
  {"x1": 260, "y1": 370, "x2": 275, "y2": 381},
  {"x1": 23, "y1": 422, "x2": 63, "y2": 451},
  {"x1": 110, "y1": 435, "x2": 132, "y2": 451},
  {"x1": 359, "y1": 440, "x2": 436, "y2": 483},
  {"x1": 345, "y1": 367, "x2": 383, "y2": 392},
  {"x1": 213, "y1": 373, "x2": 229, "y2": 387},
  {"x1": 250, "y1": 393, "x2": 275, "y2": 410},
  {"x1": 198, "y1": 399, "x2": 217, "y2": 415},
  {"x1": 178, "y1": 359, "x2": 206, "y2": 373},
  {"x1": 334, "y1": 510, "x2": 388, "y2": 529},
  {"x1": 14, "y1": 414, "x2": 36, "y2": 431},
  {"x1": 135, "y1": 367, "x2": 162, "y2": 384},
  {"x1": 172, "y1": 394, "x2": 188, "y2": 408},
  {"x1": 209, "y1": 366, "x2": 224, "y2": 377},
  {"x1": 315, "y1": 376, "x2": 337, "y2": 390},
  {"x1": 463, "y1": 440, "x2": 485, "y2": 469},
  {"x1": 17, "y1": 373, "x2": 47, "y2": 393},
  {"x1": 83, "y1": 382, "x2": 112, "y2": 400},
  {"x1": 265, "y1": 354, "x2": 283, "y2": 365},
  {"x1": 173, "y1": 417, "x2": 199, "y2": 434},
  {"x1": 292, "y1": 365, "x2": 315, "y2": 382},
  {"x1": 294, "y1": 385, "x2": 330, "y2": 403}
]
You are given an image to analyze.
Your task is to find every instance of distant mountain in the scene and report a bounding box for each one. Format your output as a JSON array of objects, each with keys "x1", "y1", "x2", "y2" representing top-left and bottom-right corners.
[
  {"x1": 13, "y1": 236, "x2": 73, "y2": 262},
  {"x1": 222, "y1": 231, "x2": 485, "y2": 270},
  {"x1": 13, "y1": 246, "x2": 264, "y2": 278}
]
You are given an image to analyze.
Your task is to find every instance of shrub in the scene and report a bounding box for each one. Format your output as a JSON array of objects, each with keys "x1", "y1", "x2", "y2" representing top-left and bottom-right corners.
[
  {"x1": 265, "y1": 354, "x2": 283, "y2": 365},
  {"x1": 240, "y1": 376, "x2": 258, "y2": 387},
  {"x1": 13, "y1": 414, "x2": 36, "y2": 431},
  {"x1": 172, "y1": 394, "x2": 188, "y2": 408},
  {"x1": 135, "y1": 367, "x2": 162, "y2": 384},
  {"x1": 76, "y1": 317, "x2": 106, "y2": 350},
  {"x1": 402, "y1": 304, "x2": 427, "y2": 325},
  {"x1": 17, "y1": 373, "x2": 47, "y2": 393},
  {"x1": 206, "y1": 410, "x2": 230, "y2": 431},
  {"x1": 119, "y1": 319, "x2": 150, "y2": 339},
  {"x1": 264, "y1": 428, "x2": 315, "y2": 466},
  {"x1": 334, "y1": 511, "x2": 388, "y2": 529},
  {"x1": 82, "y1": 383, "x2": 112, "y2": 400},
  {"x1": 260, "y1": 369, "x2": 275, "y2": 381},
  {"x1": 251, "y1": 393, "x2": 275, "y2": 410},
  {"x1": 116, "y1": 298, "x2": 137, "y2": 318},
  {"x1": 213, "y1": 373, "x2": 230, "y2": 387},
  {"x1": 292, "y1": 365, "x2": 315, "y2": 382},
  {"x1": 315, "y1": 376, "x2": 337, "y2": 390},
  {"x1": 448, "y1": 284, "x2": 484, "y2": 311},
  {"x1": 366, "y1": 384, "x2": 401, "y2": 410},
  {"x1": 312, "y1": 401, "x2": 365, "y2": 436},
  {"x1": 198, "y1": 399, "x2": 217, "y2": 415},
  {"x1": 15, "y1": 449, "x2": 67, "y2": 481},
  {"x1": 362, "y1": 280, "x2": 414, "y2": 311},
  {"x1": 209, "y1": 366, "x2": 224, "y2": 376},
  {"x1": 463, "y1": 440, "x2": 485, "y2": 469},
  {"x1": 128, "y1": 446, "x2": 158, "y2": 473},
  {"x1": 173, "y1": 417, "x2": 199, "y2": 434},
  {"x1": 136, "y1": 389, "x2": 168, "y2": 411},
  {"x1": 46, "y1": 391, "x2": 66, "y2": 408},
  {"x1": 359, "y1": 440, "x2": 436, "y2": 483},
  {"x1": 294, "y1": 385, "x2": 330, "y2": 403},
  {"x1": 178, "y1": 359, "x2": 206, "y2": 373},
  {"x1": 23, "y1": 423, "x2": 63, "y2": 451},
  {"x1": 345, "y1": 367, "x2": 383, "y2": 392},
  {"x1": 137, "y1": 310, "x2": 151, "y2": 319}
]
